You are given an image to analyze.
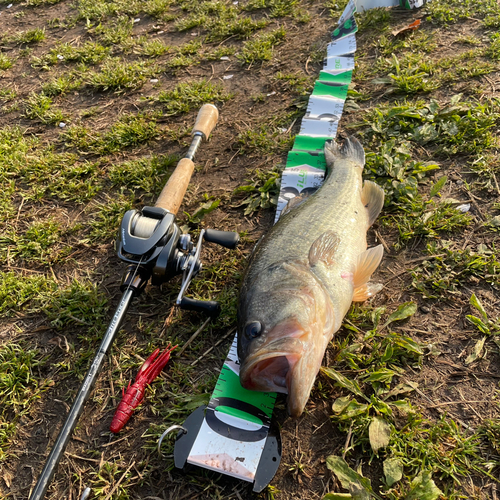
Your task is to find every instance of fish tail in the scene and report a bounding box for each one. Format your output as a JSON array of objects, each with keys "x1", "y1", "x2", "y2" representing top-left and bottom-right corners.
[{"x1": 324, "y1": 136, "x2": 365, "y2": 171}]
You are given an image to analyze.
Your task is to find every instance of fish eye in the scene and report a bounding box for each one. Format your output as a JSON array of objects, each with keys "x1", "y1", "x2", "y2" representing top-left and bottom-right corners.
[{"x1": 245, "y1": 321, "x2": 262, "y2": 338}]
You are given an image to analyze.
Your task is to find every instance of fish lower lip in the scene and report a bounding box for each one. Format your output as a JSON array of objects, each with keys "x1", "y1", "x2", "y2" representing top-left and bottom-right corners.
[{"x1": 240, "y1": 352, "x2": 299, "y2": 394}]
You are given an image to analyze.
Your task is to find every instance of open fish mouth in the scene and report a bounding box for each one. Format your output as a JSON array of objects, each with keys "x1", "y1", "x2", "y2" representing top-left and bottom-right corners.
[
  {"x1": 239, "y1": 327, "x2": 307, "y2": 395},
  {"x1": 240, "y1": 350, "x2": 301, "y2": 394}
]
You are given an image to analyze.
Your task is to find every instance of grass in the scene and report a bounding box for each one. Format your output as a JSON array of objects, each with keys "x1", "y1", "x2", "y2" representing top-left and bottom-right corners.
[
  {"x1": 0, "y1": 343, "x2": 47, "y2": 462},
  {"x1": 0, "y1": 126, "x2": 101, "y2": 202},
  {"x1": 86, "y1": 195, "x2": 135, "y2": 242},
  {"x1": 238, "y1": 27, "x2": 286, "y2": 64},
  {"x1": 0, "y1": 219, "x2": 65, "y2": 265},
  {"x1": 33, "y1": 41, "x2": 110, "y2": 67},
  {"x1": 24, "y1": 92, "x2": 68, "y2": 125},
  {"x1": 321, "y1": 303, "x2": 499, "y2": 497},
  {"x1": 155, "y1": 80, "x2": 232, "y2": 115},
  {"x1": 108, "y1": 154, "x2": 178, "y2": 195},
  {"x1": 175, "y1": 2, "x2": 268, "y2": 41},
  {"x1": 41, "y1": 73, "x2": 82, "y2": 97},
  {"x1": 63, "y1": 113, "x2": 161, "y2": 154},
  {"x1": 232, "y1": 166, "x2": 282, "y2": 215},
  {"x1": 427, "y1": 0, "x2": 500, "y2": 25},
  {"x1": 76, "y1": 0, "x2": 174, "y2": 21},
  {"x1": 0, "y1": 272, "x2": 55, "y2": 317},
  {"x1": 45, "y1": 279, "x2": 109, "y2": 330},
  {"x1": 411, "y1": 243, "x2": 500, "y2": 298},
  {"x1": 237, "y1": 118, "x2": 295, "y2": 155},
  {"x1": 361, "y1": 96, "x2": 500, "y2": 162},
  {"x1": 390, "y1": 195, "x2": 472, "y2": 248},
  {"x1": 244, "y1": 0, "x2": 304, "y2": 18},
  {"x1": 137, "y1": 39, "x2": 170, "y2": 57},
  {"x1": 9, "y1": 28, "x2": 46, "y2": 44},
  {"x1": 87, "y1": 58, "x2": 159, "y2": 92},
  {"x1": 0, "y1": 54, "x2": 13, "y2": 71}
]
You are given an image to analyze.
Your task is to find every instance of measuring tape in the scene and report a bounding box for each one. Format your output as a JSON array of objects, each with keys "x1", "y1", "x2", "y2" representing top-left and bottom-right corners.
[{"x1": 172, "y1": 335, "x2": 280, "y2": 493}]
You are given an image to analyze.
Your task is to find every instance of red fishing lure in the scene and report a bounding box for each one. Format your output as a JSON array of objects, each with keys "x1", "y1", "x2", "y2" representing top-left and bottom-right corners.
[{"x1": 110, "y1": 345, "x2": 176, "y2": 433}]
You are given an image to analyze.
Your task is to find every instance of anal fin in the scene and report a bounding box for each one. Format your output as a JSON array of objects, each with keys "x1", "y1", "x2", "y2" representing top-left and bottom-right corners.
[
  {"x1": 353, "y1": 244, "x2": 384, "y2": 289},
  {"x1": 362, "y1": 180, "x2": 385, "y2": 227}
]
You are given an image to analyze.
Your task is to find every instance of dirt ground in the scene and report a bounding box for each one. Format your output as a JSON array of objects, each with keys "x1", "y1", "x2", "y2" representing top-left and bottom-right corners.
[{"x1": 1, "y1": 0, "x2": 500, "y2": 499}]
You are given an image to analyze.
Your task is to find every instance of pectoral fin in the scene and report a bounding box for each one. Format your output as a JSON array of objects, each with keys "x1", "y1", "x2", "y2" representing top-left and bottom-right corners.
[
  {"x1": 309, "y1": 231, "x2": 340, "y2": 267},
  {"x1": 361, "y1": 180, "x2": 385, "y2": 227},
  {"x1": 352, "y1": 244, "x2": 384, "y2": 289}
]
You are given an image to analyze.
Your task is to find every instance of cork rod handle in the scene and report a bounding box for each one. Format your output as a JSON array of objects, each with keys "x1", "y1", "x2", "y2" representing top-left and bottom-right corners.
[
  {"x1": 155, "y1": 104, "x2": 219, "y2": 215},
  {"x1": 155, "y1": 158, "x2": 195, "y2": 214},
  {"x1": 192, "y1": 104, "x2": 219, "y2": 139}
]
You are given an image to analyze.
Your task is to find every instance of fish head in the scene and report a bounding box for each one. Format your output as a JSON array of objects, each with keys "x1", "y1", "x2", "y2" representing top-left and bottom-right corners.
[{"x1": 237, "y1": 261, "x2": 334, "y2": 418}]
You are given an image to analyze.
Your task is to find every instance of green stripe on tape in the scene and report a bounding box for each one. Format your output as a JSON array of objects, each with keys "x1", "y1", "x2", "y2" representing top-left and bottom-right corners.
[
  {"x1": 286, "y1": 150, "x2": 327, "y2": 170},
  {"x1": 332, "y1": 15, "x2": 358, "y2": 40},
  {"x1": 293, "y1": 135, "x2": 330, "y2": 152},
  {"x1": 215, "y1": 365, "x2": 276, "y2": 421},
  {"x1": 318, "y1": 70, "x2": 353, "y2": 85},
  {"x1": 312, "y1": 81, "x2": 348, "y2": 100}
]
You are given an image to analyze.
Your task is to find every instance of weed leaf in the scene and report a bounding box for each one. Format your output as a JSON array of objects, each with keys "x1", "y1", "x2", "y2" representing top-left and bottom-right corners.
[
  {"x1": 429, "y1": 176, "x2": 447, "y2": 197},
  {"x1": 349, "y1": 483, "x2": 371, "y2": 500},
  {"x1": 369, "y1": 416, "x2": 391, "y2": 453},
  {"x1": 322, "y1": 494, "x2": 352, "y2": 500},
  {"x1": 381, "y1": 302, "x2": 417, "y2": 330},
  {"x1": 322, "y1": 367, "x2": 369, "y2": 402},
  {"x1": 466, "y1": 315, "x2": 490, "y2": 335},
  {"x1": 364, "y1": 369, "x2": 396, "y2": 384},
  {"x1": 383, "y1": 457, "x2": 403, "y2": 487},
  {"x1": 391, "y1": 334, "x2": 423, "y2": 355},
  {"x1": 383, "y1": 382, "x2": 418, "y2": 400},
  {"x1": 469, "y1": 293, "x2": 488, "y2": 320},
  {"x1": 332, "y1": 396, "x2": 369, "y2": 420},
  {"x1": 184, "y1": 199, "x2": 220, "y2": 226},
  {"x1": 405, "y1": 470, "x2": 443, "y2": 500},
  {"x1": 389, "y1": 400, "x2": 412, "y2": 413},
  {"x1": 465, "y1": 336, "x2": 486, "y2": 365},
  {"x1": 326, "y1": 456, "x2": 373, "y2": 498}
]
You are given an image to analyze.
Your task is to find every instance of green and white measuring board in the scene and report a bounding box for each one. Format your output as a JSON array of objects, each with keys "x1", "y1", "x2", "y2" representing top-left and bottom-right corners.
[
  {"x1": 186, "y1": 334, "x2": 277, "y2": 483},
  {"x1": 275, "y1": 0, "x2": 358, "y2": 222}
]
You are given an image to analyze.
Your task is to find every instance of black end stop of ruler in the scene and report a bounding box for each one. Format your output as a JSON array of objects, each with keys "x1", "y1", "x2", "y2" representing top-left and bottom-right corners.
[
  {"x1": 252, "y1": 420, "x2": 282, "y2": 493},
  {"x1": 173, "y1": 405, "x2": 206, "y2": 470},
  {"x1": 173, "y1": 405, "x2": 282, "y2": 493}
]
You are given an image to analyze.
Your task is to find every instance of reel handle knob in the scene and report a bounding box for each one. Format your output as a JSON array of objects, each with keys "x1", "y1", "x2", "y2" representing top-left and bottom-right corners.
[
  {"x1": 204, "y1": 229, "x2": 240, "y2": 249},
  {"x1": 180, "y1": 297, "x2": 221, "y2": 318}
]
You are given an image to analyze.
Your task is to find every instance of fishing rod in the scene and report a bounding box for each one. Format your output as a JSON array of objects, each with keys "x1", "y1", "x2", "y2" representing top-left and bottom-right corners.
[{"x1": 30, "y1": 104, "x2": 240, "y2": 500}]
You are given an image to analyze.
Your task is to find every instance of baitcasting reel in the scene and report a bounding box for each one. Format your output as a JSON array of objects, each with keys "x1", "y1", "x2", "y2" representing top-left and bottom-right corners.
[{"x1": 116, "y1": 205, "x2": 239, "y2": 317}]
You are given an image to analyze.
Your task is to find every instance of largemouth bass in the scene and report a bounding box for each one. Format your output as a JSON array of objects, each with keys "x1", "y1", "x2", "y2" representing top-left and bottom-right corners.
[{"x1": 237, "y1": 136, "x2": 385, "y2": 417}]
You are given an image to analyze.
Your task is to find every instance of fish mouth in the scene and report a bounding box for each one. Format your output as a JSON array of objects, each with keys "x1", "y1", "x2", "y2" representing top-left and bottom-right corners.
[
  {"x1": 240, "y1": 348, "x2": 301, "y2": 395},
  {"x1": 239, "y1": 318, "x2": 316, "y2": 417}
]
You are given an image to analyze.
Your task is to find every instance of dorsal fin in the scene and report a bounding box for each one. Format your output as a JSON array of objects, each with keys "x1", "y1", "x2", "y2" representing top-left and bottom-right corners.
[
  {"x1": 308, "y1": 231, "x2": 340, "y2": 267},
  {"x1": 361, "y1": 180, "x2": 385, "y2": 227},
  {"x1": 353, "y1": 244, "x2": 384, "y2": 289}
]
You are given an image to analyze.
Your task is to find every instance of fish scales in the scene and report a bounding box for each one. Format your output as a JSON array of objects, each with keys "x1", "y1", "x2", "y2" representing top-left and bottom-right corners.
[
  {"x1": 245, "y1": 157, "x2": 367, "y2": 278},
  {"x1": 237, "y1": 136, "x2": 385, "y2": 418}
]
